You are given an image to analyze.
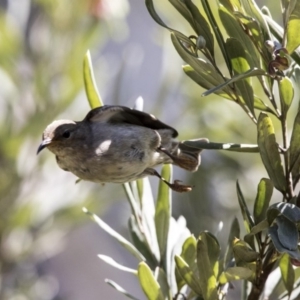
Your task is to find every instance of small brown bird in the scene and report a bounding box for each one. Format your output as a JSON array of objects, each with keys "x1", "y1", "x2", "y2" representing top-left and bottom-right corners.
[{"x1": 37, "y1": 105, "x2": 208, "y2": 192}]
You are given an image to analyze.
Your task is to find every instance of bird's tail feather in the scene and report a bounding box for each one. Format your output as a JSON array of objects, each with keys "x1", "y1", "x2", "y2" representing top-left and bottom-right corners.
[
  {"x1": 158, "y1": 138, "x2": 208, "y2": 172},
  {"x1": 171, "y1": 138, "x2": 209, "y2": 172}
]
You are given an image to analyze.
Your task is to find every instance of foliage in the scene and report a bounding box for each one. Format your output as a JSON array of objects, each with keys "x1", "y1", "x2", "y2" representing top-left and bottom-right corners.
[{"x1": 84, "y1": 0, "x2": 300, "y2": 299}]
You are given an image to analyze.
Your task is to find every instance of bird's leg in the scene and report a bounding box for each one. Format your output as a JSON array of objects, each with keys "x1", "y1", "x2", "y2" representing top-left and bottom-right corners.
[{"x1": 144, "y1": 168, "x2": 193, "y2": 193}]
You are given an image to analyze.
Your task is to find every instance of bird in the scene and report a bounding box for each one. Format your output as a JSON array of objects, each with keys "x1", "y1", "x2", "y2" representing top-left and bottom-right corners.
[{"x1": 37, "y1": 105, "x2": 208, "y2": 192}]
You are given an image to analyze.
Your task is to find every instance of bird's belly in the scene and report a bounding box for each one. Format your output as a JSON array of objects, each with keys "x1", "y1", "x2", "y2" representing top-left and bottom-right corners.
[{"x1": 61, "y1": 158, "x2": 149, "y2": 184}]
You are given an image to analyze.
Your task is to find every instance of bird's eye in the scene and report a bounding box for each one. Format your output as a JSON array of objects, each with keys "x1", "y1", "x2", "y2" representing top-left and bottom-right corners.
[{"x1": 62, "y1": 131, "x2": 71, "y2": 138}]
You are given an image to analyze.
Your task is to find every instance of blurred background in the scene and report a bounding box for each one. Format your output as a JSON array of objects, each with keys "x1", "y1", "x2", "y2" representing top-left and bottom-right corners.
[{"x1": 0, "y1": 0, "x2": 284, "y2": 299}]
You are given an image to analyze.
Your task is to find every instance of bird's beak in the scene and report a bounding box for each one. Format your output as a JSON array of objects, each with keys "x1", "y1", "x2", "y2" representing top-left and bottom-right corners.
[{"x1": 37, "y1": 138, "x2": 52, "y2": 154}]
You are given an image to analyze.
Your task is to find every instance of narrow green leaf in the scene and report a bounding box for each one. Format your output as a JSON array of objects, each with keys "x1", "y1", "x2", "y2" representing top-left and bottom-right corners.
[
  {"x1": 139, "y1": 178, "x2": 161, "y2": 263},
  {"x1": 105, "y1": 279, "x2": 140, "y2": 300},
  {"x1": 226, "y1": 37, "x2": 255, "y2": 117},
  {"x1": 286, "y1": 0, "x2": 300, "y2": 54},
  {"x1": 202, "y1": 68, "x2": 267, "y2": 97},
  {"x1": 219, "y1": 267, "x2": 253, "y2": 284},
  {"x1": 236, "y1": 181, "x2": 255, "y2": 233},
  {"x1": 197, "y1": 237, "x2": 218, "y2": 300},
  {"x1": 290, "y1": 110, "x2": 300, "y2": 176},
  {"x1": 175, "y1": 255, "x2": 202, "y2": 295},
  {"x1": 155, "y1": 268, "x2": 171, "y2": 299},
  {"x1": 279, "y1": 77, "x2": 294, "y2": 117},
  {"x1": 123, "y1": 183, "x2": 144, "y2": 236},
  {"x1": 281, "y1": 0, "x2": 297, "y2": 27},
  {"x1": 182, "y1": 0, "x2": 214, "y2": 56},
  {"x1": 183, "y1": 65, "x2": 233, "y2": 99},
  {"x1": 83, "y1": 50, "x2": 103, "y2": 109},
  {"x1": 98, "y1": 255, "x2": 137, "y2": 274},
  {"x1": 155, "y1": 164, "x2": 171, "y2": 259},
  {"x1": 182, "y1": 139, "x2": 259, "y2": 152},
  {"x1": 257, "y1": 113, "x2": 286, "y2": 193},
  {"x1": 245, "y1": 219, "x2": 269, "y2": 237},
  {"x1": 254, "y1": 178, "x2": 273, "y2": 224},
  {"x1": 145, "y1": 0, "x2": 193, "y2": 45},
  {"x1": 279, "y1": 253, "x2": 295, "y2": 297},
  {"x1": 202, "y1": 0, "x2": 232, "y2": 74},
  {"x1": 83, "y1": 208, "x2": 145, "y2": 262},
  {"x1": 184, "y1": 63, "x2": 275, "y2": 115},
  {"x1": 263, "y1": 11, "x2": 300, "y2": 69},
  {"x1": 128, "y1": 217, "x2": 157, "y2": 269},
  {"x1": 239, "y1": 0, "x2": 272, "y2": 60},
  {"x1": 138, "y1": 262, "x2": 165, "y2": 300},
  {"x1": 224, "y1": 218, "x2": 240, "y2": 269}
]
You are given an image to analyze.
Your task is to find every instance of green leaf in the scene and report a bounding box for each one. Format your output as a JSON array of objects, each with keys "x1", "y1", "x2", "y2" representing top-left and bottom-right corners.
[
  {"x1": 98, "y1": 255, "x2": 137, "y2": 274},
  {"x1": 253, "y1": 95, "x2": 277, "y2": 115},
  {"x1": 202, "y1": 0, "x2": 232, "y2": 74},
  {"x1": 175, "y1": 255, "x2": 202, "y2": 295},
  {"x1": 279, "y1": 77, "x2": 294, "y2": 117},
  {"x1": 286, "y1": 0, "x2": 300, "y2": 54},
  {"x1": 233, "y1": 239, "x2": 259, "y2": 263},
  {"x1": 83, "y1": 208, "x2": 145, "y2": 262},
  {"x1": 197, "y1": 235, "x2": 218, "y2": 300},
  {"x1": 226, "y1": 37, "x2": 255, "y2": 117},
  {"x1": 224, "y1": 218, "x2": 240, "y2": 269},
  {"x1": 236, "y1": 181, "x2": 255, "y2": 233},
  {"x1": 219, "y1": 267, "x2": 253, "y2": 284},
  {"x1": 145, "y1": 0, "x2": 193, "y2": 45},
  {"x1": 155, "y1": 164, "x2": 172, "y2": 259},
  {"x1": 254, "y1": 178, "x2": 273, "y2": 224},
  {"x1": 202, "y1": 68, "x2": 267, "y2": 97},
  {"x1": 175, "y1": 235, "x2": 197, "y2": 291},
  {"x1": 290, "y1": 110, "x2": 300, "y2": 177},
  {"x1": 171, "y1": 32, "x2": 231, "y2": 94},
  {"x1": 248, "y1": 0, "x2": 271, "y2": 31},
  {"x1": 257, "y1": 113, "x2": 286, "y2": 193},
  {"x1": 218, "y1": 4, "x2": 261, "y2": 69},
  {"x1": 83, "y1": 50, "x2": 103, "y2": 109},
  {"x1": 105, "y1": 279, "x2": 140, "y2": 300},
  {"x1": 138, "y1": 262, "x2": 165, "y2": 300},
  {"x1": 279, "y1": 253, "x2": 295, "y2": 297}
]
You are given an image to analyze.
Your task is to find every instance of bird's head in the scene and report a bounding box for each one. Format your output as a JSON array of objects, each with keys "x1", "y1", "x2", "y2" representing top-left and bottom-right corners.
[{"x1": 37, "y1": 120, "x2": 78, "y2": 155}]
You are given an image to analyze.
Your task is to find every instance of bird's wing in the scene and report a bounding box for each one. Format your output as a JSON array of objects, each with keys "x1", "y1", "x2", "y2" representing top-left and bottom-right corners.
[{"x1": 83, "y1": 105, "x2": 178, "y2": 137}]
